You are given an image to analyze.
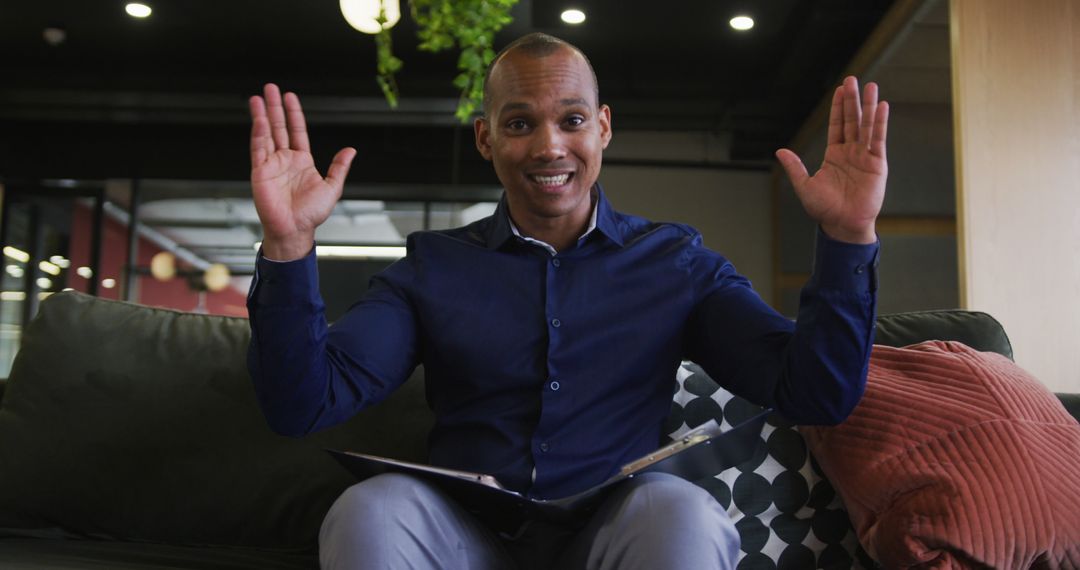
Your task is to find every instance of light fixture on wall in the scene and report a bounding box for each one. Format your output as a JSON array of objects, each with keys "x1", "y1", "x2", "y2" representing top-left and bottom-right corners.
[
  {"x1": 149, "y1": 251, "x2": 232, "y2": 293},
  {"x1": 340, "y1": 0, "x2": 401, "y2": 34},
  {"x1": 150, "y1": 251, "x2": 177, "y2": 281},
  {"x1": 202, "y1": 264, "x2": 231, "y2": 293}
]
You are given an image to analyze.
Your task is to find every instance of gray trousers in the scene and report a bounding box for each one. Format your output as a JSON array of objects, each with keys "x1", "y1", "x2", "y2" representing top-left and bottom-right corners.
[{"x1": 319, "y1": 472, "x2": 739, "y2": 569}]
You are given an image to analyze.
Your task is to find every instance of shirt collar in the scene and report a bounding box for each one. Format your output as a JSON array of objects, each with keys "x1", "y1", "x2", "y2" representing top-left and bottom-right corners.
[
  {"x1": 507, "y1": 198, "x2": 598, "y2": 256},
  {"x1": 485, "y1": 183, "x2": 625, "y2": 251}
]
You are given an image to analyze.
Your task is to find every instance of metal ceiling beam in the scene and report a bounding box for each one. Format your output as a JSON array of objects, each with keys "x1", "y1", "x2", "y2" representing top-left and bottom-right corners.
[{"x1": 0, "y1": 87, "x2": 749, "y2": 131}]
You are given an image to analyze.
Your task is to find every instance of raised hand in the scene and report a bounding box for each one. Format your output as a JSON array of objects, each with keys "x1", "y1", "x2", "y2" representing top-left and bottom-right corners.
[
  {"x1": 249, "y1": 84, "x2": 357, "y2": 260},
  {"x1": 776, "y1": 76, "x2": 889, "y2": 244}
]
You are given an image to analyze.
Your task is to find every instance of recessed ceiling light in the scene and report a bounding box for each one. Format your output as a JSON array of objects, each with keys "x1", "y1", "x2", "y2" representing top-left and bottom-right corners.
[
  {"x1": 125, "y1": 3, "x2": 152, "y2": 18},
  {"x1": 38, "y1": 261, "x2": 61, "y2": 276},
  {"x1": 729, "y1": 15, "x2": 754, "y2": 31},
  {"x1": 561, "y1": 9, "x2": 586, "y2": 25},
  {"x1": 42, "y1": 27, "x2": 66, "y2": 46},
  {"x1": 3, "y1": 246, "x2": 29, "y2": 263}
]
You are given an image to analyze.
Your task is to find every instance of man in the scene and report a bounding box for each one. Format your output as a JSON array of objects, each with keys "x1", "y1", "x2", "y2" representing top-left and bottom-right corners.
[{"x1": 247, "y1": 33, "x2": 887, "y2": 569}]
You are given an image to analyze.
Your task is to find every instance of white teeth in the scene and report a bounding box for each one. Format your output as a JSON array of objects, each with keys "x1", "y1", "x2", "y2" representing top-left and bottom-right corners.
[{"x1": 532, "y1": 173, "x2": 570, "y2": 186}]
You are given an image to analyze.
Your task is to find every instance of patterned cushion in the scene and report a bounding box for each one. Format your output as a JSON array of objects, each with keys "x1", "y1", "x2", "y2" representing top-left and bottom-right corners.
[{"x1": 666, "y1": 362, "x2": 878, "y2": 569}]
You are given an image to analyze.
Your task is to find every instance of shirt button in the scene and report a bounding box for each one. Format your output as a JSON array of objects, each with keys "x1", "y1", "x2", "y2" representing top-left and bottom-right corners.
[
  {"x1": 551, "y1": 318, "x2": 561, "y2": 328},
  {"x1": 855, "y1": 264, "x2": 866, "y2": 274},
  {"x1": 550, "y1": 380, "x2": 561, "y2": 391},
  {"x1": 539, "y1": 442, "x2": 550, "y2": 453},
  {"x1": 552, "y1": 259, "x2": 561, "y2": 268}
]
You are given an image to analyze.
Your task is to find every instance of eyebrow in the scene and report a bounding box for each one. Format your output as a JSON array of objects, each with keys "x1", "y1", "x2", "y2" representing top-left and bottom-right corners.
[
  {"x1": 498, "y1": 97, "x2": 591, "y2": 116},
  {"x1": 499, "y1": 102, "x2": 532, "y2": 114}
]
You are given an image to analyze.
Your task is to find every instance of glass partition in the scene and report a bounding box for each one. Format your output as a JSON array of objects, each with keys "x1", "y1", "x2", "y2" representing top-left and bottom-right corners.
[{"x1": 0, "y1": 178, "x2": 500, "y2": 377}]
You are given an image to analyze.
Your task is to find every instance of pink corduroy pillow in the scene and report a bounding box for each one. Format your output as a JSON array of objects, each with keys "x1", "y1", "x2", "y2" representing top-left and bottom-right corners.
[{"x1": 802, "y1": 341, "x2": 1080, "y2": 568}]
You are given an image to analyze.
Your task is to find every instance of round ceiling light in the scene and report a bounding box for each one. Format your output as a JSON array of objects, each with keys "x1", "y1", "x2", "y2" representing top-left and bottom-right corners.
[
  {"x1": 150, "y1": 251, "x2": 177, "y2": 281},
  {"x1": 340, "y1": 0, "x2": 401, "y2": 34},
  {"x1": 561, "y1": 9, "x2": 586, "y2": 25},
  {"x1": 729, "y1": 15, "x2": 754, "y2": 31},
  {"x1": 204, "y1": 264, "x2": 232, "y2": 293},
  {"x1": 125, "y1": 3, "x2": 152, "y2": 18}
]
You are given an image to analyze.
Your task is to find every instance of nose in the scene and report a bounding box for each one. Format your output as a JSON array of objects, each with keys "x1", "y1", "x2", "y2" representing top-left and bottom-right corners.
[{"x1": 530, "y1": 123, "x2": 567, "y2": 163}]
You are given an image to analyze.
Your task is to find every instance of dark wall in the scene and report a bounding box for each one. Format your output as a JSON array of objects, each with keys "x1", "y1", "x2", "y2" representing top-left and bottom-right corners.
[{"x1": 0, "y1": 119, "x2": 497, "y2": 185}]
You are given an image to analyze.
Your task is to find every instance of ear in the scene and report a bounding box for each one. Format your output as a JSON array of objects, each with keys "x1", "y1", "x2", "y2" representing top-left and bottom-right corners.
[
  {"x1": 474, "y1": 117, "x2": 493, "y2": 160},
  {"x1": 598, "y1": 104, "x2": 612, "y2": 150}
]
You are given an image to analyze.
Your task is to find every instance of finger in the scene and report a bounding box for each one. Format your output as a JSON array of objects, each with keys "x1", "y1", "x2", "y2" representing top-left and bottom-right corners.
[
  {"x1": 842, "y1": 76, "x2": 860, "y2": 143},
  {"x1": 263, "y1": 83, "x2": 290, "y2": 151},
  {"x1": 324, "y1": 147, "x2": 358, "y2": 194},
  {"x1": 859, "y1": 82, "x2": 879, "y2": 146},
  {"x1": 775, "y1": 149, "x2": 810, "y2": 189},
  {"x1": 826, "y1": 87, "x2": 844, "y2": 146},
  {"x1": 871, "y1": 101, "x2": 889, "y2": 157},
  {"x1": 249, "y1": 95, "x2": 273, "y2": 166},
  {"x1": 284, "y1": 92, "x2": 311, "y2": 153}
]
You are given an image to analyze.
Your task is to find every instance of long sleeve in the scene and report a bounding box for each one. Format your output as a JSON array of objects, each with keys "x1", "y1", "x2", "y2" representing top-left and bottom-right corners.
[
  {"x1": 246, "y1": 249, "x2": 420, "y2": 437},
  {"x1": 685, "y1": 229, "x2": 878, "y2": 425}
]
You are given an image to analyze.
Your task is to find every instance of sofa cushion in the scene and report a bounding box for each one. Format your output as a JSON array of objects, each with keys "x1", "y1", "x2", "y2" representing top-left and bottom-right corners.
[
  {"x1": 667, "y1": 362, "x2": 876, "y2": 569},
  {"x1": 0, "y1": 291, "x2": 433, "y2": 550},
  {"x1": 0, "y1": 538, "x2": 316, "y2": 570},
  {"x1": 802, "y1": 342, "x2": 1080, "y2": 568}
]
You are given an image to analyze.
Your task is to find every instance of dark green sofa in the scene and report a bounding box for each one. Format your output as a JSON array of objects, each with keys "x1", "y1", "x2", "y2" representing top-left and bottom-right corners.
[{"x1": 0, "y1": 292, "x2": 1074, "y2": 569}]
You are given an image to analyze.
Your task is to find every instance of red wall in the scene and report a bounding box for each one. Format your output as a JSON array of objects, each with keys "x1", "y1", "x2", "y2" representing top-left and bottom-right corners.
[{"x1": 67, "y1": 204, "x2": 249, "y2": 317}]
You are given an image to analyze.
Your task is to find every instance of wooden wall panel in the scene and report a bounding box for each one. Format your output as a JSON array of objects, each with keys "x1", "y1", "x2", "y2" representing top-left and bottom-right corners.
[{"x1": 951, "y1": 0, "x2": 1080, "y2": 391}]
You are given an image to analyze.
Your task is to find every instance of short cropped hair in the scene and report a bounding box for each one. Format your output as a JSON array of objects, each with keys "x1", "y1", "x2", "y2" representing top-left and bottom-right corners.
[{"x1": 481, "y1": 33, "x2": 600, "y2": 117}]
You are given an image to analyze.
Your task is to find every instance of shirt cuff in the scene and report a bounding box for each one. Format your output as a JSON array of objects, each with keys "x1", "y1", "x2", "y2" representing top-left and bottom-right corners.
[
  {"x1": 249, "y1": 247, "x2": 321, "y2": 306},
  {"x1": 807, "y1": 227, "x2": 880, "y2": 293}
]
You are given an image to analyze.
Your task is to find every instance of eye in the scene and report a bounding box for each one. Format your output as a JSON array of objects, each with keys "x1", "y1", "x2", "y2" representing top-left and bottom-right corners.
[
  {"x1": 506, "y1": 118, "x2": 528, "y2": 131},
  {"x1": 565, "y1": 115, "x2": 585, "y2": 128}
]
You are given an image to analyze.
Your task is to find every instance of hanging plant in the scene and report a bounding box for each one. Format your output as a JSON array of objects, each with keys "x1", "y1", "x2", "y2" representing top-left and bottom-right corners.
[
  {"x1": 374, "y1": 0, "x2": 518, "y2": 123},
  {"x1": 374, "y1": 5, "x2": 403, "y2": 108}
]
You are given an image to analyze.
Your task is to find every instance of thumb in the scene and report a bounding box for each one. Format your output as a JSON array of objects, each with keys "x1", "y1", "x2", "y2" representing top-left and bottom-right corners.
[
  {"x1": 775, "y1": 149, "x2": 809, "y2": 190},
  {"x1": 324, "y1": 147, "x2": 357, "y2": 196}
]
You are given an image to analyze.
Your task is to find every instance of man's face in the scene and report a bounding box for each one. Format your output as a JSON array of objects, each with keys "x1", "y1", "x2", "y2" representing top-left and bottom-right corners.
[{"x1": 475, "y1": 47, "x2": 612, "y2": 227}]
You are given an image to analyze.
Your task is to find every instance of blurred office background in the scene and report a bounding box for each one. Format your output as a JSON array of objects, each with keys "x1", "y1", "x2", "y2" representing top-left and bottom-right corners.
[{"x1": 2, "y1": 0, "x2": 1078, "y2": 391}]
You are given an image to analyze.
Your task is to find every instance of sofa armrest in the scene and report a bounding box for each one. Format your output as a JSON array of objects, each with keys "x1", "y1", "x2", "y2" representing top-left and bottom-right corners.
[
  {"x1": 1057, "y1": 393, "x2": 1080, "y2": 423},
  {"x1": 875, "y1": 309, "x2": 1013, "y2": 359}
]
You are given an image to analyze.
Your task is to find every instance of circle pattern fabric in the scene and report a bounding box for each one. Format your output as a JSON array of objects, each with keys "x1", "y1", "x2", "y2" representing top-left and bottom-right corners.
[{"x1": 668, "y1": 362, "x2": 879, "y2": 569}]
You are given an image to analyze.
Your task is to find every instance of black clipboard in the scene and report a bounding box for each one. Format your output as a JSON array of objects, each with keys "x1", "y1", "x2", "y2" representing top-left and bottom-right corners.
[{"x1": 327, "y1": 409, "x2": 770, "y2": 530}]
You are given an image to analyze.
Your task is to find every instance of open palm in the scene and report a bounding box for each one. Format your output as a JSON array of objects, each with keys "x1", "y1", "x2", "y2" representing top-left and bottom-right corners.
[
  {"x1": 249, "y1": 84, "x2": 356, "y2": 260},
  {"x1": 776, "y1": 77, "x2": 889, "y2": 244}
]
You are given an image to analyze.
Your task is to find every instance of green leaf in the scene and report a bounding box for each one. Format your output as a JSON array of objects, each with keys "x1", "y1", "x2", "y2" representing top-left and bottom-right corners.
[
  {"x1": 369, "y1": 0, "x2": 517, "y2": 120},
  {"x1": 376, "y1": 76, "x2": 398, "y2": 108}
]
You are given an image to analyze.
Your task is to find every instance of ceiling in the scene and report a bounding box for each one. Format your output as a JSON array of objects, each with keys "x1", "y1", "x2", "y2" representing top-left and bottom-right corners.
[
  {"x1": 0, "y1": 0, "x2": 896, "y2": 179},
  {"x1": 0, "y1": 0, "x2": 900, "y2": 288}
]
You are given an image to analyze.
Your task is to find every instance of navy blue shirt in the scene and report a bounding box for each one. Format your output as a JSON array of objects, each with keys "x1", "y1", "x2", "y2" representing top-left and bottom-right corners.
[{"x1": 247, "y1": 187, "x2": 878, "y2": 500}]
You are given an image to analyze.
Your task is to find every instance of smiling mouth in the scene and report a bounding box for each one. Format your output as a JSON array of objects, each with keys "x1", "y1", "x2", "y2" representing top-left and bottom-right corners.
[{"x1": 530, "y1": 173, "x2": 573, "y2": 187}]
